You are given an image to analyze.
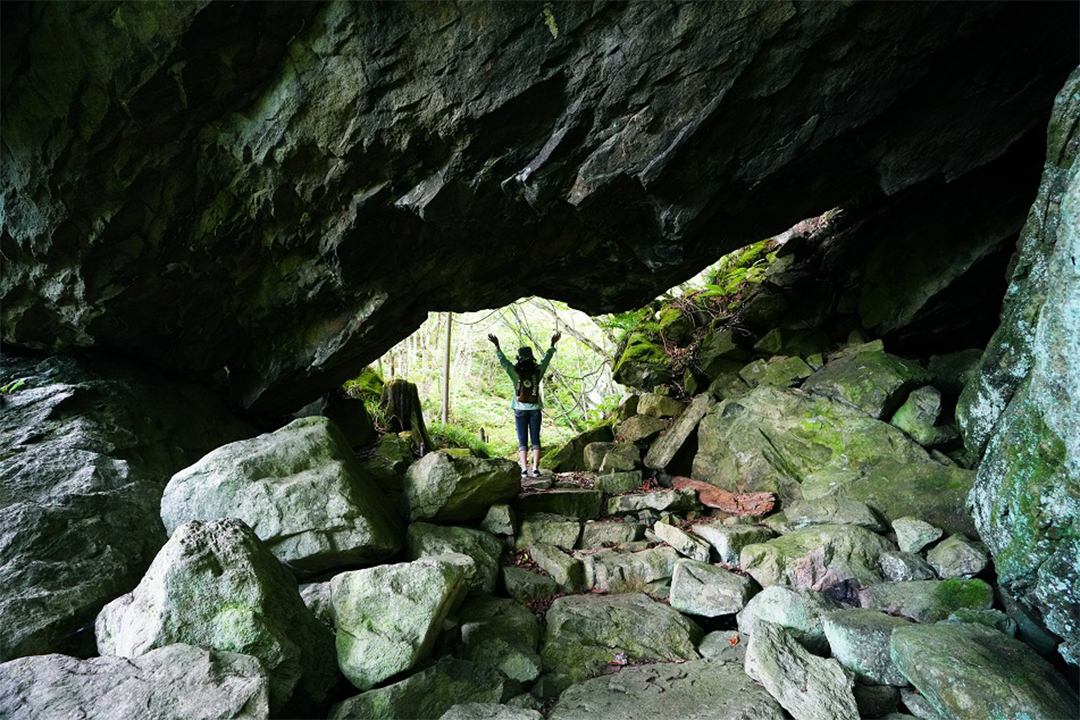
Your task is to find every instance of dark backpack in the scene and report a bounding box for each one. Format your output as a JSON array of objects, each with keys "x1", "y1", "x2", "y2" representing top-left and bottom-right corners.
[{"x1": 516, "y1": 368, "x2": 541, "y2": 404}]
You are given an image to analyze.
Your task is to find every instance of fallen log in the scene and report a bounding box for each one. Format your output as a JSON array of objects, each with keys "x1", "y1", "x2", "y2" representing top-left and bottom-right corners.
[{"x1": 671, "y1": 477, "x2": 776, "y2": 516}]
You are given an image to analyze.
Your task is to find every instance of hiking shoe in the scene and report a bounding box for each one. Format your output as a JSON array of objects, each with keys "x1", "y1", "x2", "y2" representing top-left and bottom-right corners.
[
  {"x1": 530, "y1": 469, "x2": 541, "y2": 478},
  {"x1": 520, "y1": 468, "x2": 528, "y2": 478}
]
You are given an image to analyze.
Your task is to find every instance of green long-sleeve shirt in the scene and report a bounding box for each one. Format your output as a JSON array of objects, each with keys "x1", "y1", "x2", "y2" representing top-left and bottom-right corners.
[{"x1": 496, "y1": 346, "x2": 556, "y2": 410}]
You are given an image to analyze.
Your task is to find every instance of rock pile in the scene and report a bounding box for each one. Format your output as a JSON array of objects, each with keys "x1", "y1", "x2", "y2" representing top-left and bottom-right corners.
[{"x1": 4, "y1": 339, "x2": 1076, "y2": 720}]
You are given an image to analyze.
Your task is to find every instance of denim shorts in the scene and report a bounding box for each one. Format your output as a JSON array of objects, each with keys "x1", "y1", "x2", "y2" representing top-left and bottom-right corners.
[{"x1": 515, "y1": 409, "x2": 542, "y2": 450}]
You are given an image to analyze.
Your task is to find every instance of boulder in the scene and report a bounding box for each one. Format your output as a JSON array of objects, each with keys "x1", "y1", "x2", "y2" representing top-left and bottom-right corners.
[
  {"x1": 637, "y1": 393, "x2": 687, "y2": 418},
  {"x1": 455, "y1": 596, "x2": 541, "y2": 684},
  {"x1": 669, "y1": 559, "x2": 758, "y2": 617},
  {"x1": 481, "y1": 504, "x2": 516, "y2": 537},
  {"x1": 784, "y1": 497, "x2": 886, "y2": 532},
  {"x1": 744, "y1": 620, "x2": 860, "y2": 720},
  {"x1": 878, "y1": 551, "x2": 936, "y2": 582},
  {"x1": 808, "y1": 460, "x2": 977, "y2": 539},
  {"x1": 924, "y1": 534, "x2": 988, "y2": 579},
  {"x1": 515, "y1": 514, "x2": 581, "y2": 550},
  {"x1": 161, "y1": 416, "x2": 402, "y2": 574},
  {"x1": 331, "y1": 554, "x2": 471, "y2": 691},
  {"x1": 943, "y1": 608, "x2": 1018, "y2": 636},
  {"x1": 403, "y1": 452, "x2": 520, "y2": 523},
  {"x1": 576, "y1": 545, "x2": 679, "y2": 593},
  {"x1": 648, "y1": 522, "x2": 712, "y2": 562},
  {"x1": 739, "y1": 356, "x2": 814, "y2": 388},
  {"x1": 359, "y1": 433, "x2": 413, "y2": 491},
  {"x1": 440, "y1": 705, "x2": 542, "y2": 720},
  {"x1": 0, "y1": 644, "x2": 269, "y2": 720},
  {"x1": 95, "y1": 518, "x2": 336, "y2": 712},
  {"x1": 539, "y1": 426, "x2": 614, "y2": 472},
  {"x1": 593, "y1": 470, "x2": 643, "y2": 494},
  {"x1": 802, "y1": 350, "x2": 931, "y2": 419},
  {"x1": 606, "y1": 488, "x2": 698, "y2": 515},
  {"x1": 540, "y1": 593, "x2": 700, "y2": 690},
  {"x1": 579, "y1": 519, "x2": 643, "y2": 548},
  {"x1": 329, "y1": 657, "x2": 504, "y2": 720},
  {"x1": 300, "y1": 581, "x2": 334, "y2": 629},
  {"x1": 614, "y1": 415, "x2": 667, "y2": 444},
  {"x1": 859, "y1": 579, "x2": 993, "y2": 623},
  {"x1": 643, "y1": 393, "x2": 712, "y2": 471},
  {"x1": 698, "y1": 630, "x2": 749, "y2": 663},
  {"x1": 890, "y1": 623, "x2": 1079, "y2": 720},
  {"x1": 891, "y1": 517, "x2": 944, "y2": 554},
  {"x1": 822, "y1": 609, "x2": 913, "y2": 686},
  {"x1": 740, "y1": 525, "x2": 896, "y2": 597},
  {"x1": 514, "y1": 489, "x2": 602, "y2": 519},
  {"x1": 691, "y1": 522, "x2": 777, "y2": 566},
  {"x1": 501, "y1": 567, "x2": 558, "y2": 605},
  {"x1": 616, "y1": 395, "x2": 641, "y2": 421},
  {"x1": 0, "y1": 354, "x2": 252, "y2": 661},
  {"x1": 407, "y1": 523, "x2": 503, "y2": 594},
  {"x1": 612, "y1": 332, "x2": 673, "y2": 391},
  {"x1": 583, "y1": 442, "x2": 640, "y2": 472},
  {"x1": 737, "y1": 586, "x2": 842, "y2": 655},
  {"x1": 889, "y1": 386, "x2": 954, "y2": 447},
  {"x1": 527, "y1": 543, "x2": 584, "y2": 592},
  {"x1": 693, "y1": 385, "x2": 933, "y2": 500},
  {"x1": 548, "y1": 659, "x2": 784, "y2": 720}
]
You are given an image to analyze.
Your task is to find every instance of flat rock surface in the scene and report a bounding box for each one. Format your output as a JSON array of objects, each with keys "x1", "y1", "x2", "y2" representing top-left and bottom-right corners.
[
  {"x1": 549, "y1": 659, "x2": 784, "y2": 720},
  {"x1": 0, "y1": 644, "x2": 268, "y2": 720}
]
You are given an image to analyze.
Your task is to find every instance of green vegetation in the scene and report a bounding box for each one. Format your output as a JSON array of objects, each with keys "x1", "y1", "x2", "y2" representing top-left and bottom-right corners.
[{"x1": 0, "y1": 380, "x2": 26, "y2": 394}]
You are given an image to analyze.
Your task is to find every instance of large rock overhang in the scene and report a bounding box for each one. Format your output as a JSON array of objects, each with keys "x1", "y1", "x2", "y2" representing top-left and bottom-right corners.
[{"x1": 2, "y1": 1, "x2": 1077, "y2": 415}]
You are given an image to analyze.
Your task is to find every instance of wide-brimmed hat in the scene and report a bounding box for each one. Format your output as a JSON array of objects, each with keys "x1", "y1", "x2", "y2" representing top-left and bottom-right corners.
[{"x1": 516, "y1": 346, "x2": 535, "y2": 362}]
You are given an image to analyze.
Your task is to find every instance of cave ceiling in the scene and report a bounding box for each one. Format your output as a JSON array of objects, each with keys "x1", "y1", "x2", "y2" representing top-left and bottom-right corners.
[{"x1": 1, "y1": 1, "x2": 1076, "y2": 415}]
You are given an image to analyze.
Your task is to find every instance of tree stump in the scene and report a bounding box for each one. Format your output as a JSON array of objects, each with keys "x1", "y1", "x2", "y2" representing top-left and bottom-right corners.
[{"x1": 380, "y1": 378, "x2": 434, "y2": 451}]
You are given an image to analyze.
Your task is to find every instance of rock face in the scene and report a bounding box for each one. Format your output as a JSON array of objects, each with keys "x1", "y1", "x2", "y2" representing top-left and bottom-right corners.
[
  {"x1": 95, "y1": 518, "x2": 336, "y2": 712},
  {"x1": 0, "y1": 644, "x2": 269, "y2": 720},
  {"x1": 890, "y1": 623, "x2": 1080, "y2": 720},
  {"x1": 3, "y1": 3, "x2": 1075, "y2": 415},
  {"x1": 548, "y1": 659, "x2": 784, "y2": 720},
  {"x1": 0, "y1": 353, "x2": 252, "y2": 662},
  {"x1": 960, "y1": 69, "x2": 1080, "y2": 664},
  {"x1": 161, "y1": 416, "x2": 402, "y2": 574},
  {"x1": 331, "y1": 555, "x2": 471, "y2": 691},
  {"x1": 404, "y1": 452, "x2": 520, "y2": 523}
]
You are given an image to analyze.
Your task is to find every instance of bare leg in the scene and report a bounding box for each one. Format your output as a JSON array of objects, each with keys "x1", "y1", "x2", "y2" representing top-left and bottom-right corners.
[
  {"x1": 531, "y1": 447, "x2": 541, "y2": 472},
  {"x1": 519, "y1": 448, "x2": 528, "y2": 473}
]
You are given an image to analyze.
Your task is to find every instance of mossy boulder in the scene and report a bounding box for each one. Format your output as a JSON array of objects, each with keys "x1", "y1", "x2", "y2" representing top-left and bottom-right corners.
[
  {"x1": 802, "y1": 350, "x2": 931, "y2": 419},
  {"x1": 890, "y1": 623, "x2": 1079, "y2": 720},
  {"x1": 95, "y1": 519, "x2": 336, "y2": 713},
  {"x1": 693, "y1": 385, "x2": 932, "y2": 501},
  {"x1": 403, "y1": 452, "x2": 520, "y2": 523},
  {"x1": 576, "y1": 545, "x2": 679, "y2": 593},
  {"x1": 540, "y1": 594, "x2": 700, "y2": 692},
  {"x1": 453, "y1": 596, "x2": 541, "y2": 684},
  {"x1": 539, "y1": 425, "x2": 613, "y2": 472},
  {"x1": 822, "y1": 609, "x2": 913, "y2": 685},
  {"x1": 858, "y1": 579, "x2": 993, "y2": 623},
  {"x1": 406, "y1": 523, "x2": 504, "y2": 594},
  {"x1": 612, "y1": 331, "x2": 672, "y2": 391},
  {"x1": 691, "y1": 523, "x2": 777, "y2": 566},
  {"x1": 737, "y1": 586, "x2": 843, "y2": 655},
  {"x1": 514, "y1": 514, "x2": 581, "y2": 551},
  {"x1": 614, "y1": 414, "x2": 667, "y2": 444},
  {"x1": 889, "y1": 385, "x2": 954, "y2": 447}
]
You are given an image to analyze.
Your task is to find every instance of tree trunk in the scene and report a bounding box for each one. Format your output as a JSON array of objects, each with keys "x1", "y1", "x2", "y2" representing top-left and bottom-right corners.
[
  {"x1": 380, "y1": 378, "x2": 434, "y2": 451},
  {"x1": 441, "y1": 312, "x2": 452, "y2": 424}
]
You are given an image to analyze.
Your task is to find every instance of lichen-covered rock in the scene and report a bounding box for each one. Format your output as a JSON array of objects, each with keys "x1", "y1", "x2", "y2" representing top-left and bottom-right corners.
[
  {"x1": 924, "y1": 534, "x2": 988, "y2": 580},
  {"x1": 0, "y1": 354, "x2": 252, "y2": 662},
  {"x1": 891, "y1": 517, "x2": 944, "y2": 554},
  {"x1": 583, "y1": 442, "x2": 640, "y2": 472},
  {"x1": 959, "y1": 70, "x2": 1080, "y2": 664},
  {"x1": 501, "y1": 566, "x2": 558, "y2": 605},
  {"x1": 740, "y1": 356, "x2": 814, "y2": 388},
  {"x1": 593, "y1": 470, "x2": 643, "y2": 494},
  {"x1": 540, "y1": 594, "x2": 700, "y2": 691},
  {"x1": 300, "y1": 581, "x2": 334, "y2": 629},
  {"x1": 515, "y1": 514, "x2": 581, "y2": 550},
  {"x1": 698, "y1": 630, "x2": 749, "y2": 663},
  {"x1": 514, "y1": 489, "x2": 602, "y2": 520},
  {"x1": 740, "y1": 524, "x2": 896, "y2": 595},
  {"x1": 0, "y1": 644, "x2": 269, "y2": 720},
  {"x1": 822, "y1": 609, "x2": 913, "y2": 686},
  {"x1": 331, "y1": 554, "x2": 471, "y2": 691},
  {"x1": 648, "y1": 522, "x2": 712, "y2": 562},
  {"x1": 440, "y1": 704, "x2": 542, "y2": 720},
  {"x1": 481, "y1": 504, "x2": 516, "y2": 537},
  {"x1": 539, "y1": 426, "x2": 613, "y2": 472},
  {"x1": 737, "y1": 586, "x2": 842, "y2": 655},
  {"x1": 669, "y1": 559, "x2": 758, "y2": 617},
  {"x1": 643, "y1": 393, "x2": 712, "y2": 471},
  {"x1": 329, "y1": 657, "x2": 504, "y2": 720},
  {"x1": 615, "y1": 415, "x2": 667, "y2": 444},
  {"x1": 606, "y1": 488, "x2": 698, "y2": 515},
  {"x1": 889, "y1": 386, "x2": 954, "y2": 447},
  {"x1": 579, "y1": 519, "x2": 643, "y2": 549},
  {"x1": 612, "y1": 332, "x2": 673, "y2": 391},
  {"x1": 859, "y1": 579, "x2": 993, "y2": 623},
  {"x1": 691, "y1": 523, "x2": 777, "y2": 566},
  {"x1": 890, "y1": 623, "x2": 1079, "y2": 720},
  {"x1": 802, "y1": 351, "x2": 931, "y2": 419},
  {"x1": 878, "y1": 551, "x2": 936, "y2": 582},
  {"x1": 576, "y1": 545, "x2": 679, "y2": 593},
  {"x1": 637, "y1": 393, "x2": 687, "y2": 418},
  {"x1": 95, "y1": 518, "x2": 336, "y2": 712},
  {"x1": 454, "y1": 596, "x2": 541, "y2": 684},
  {"x1": 784, "y1": 497, "x2": 886, "y2": 532},
  {"x1": 548, "y1": 659, "x2": 784, "y2": 720},
  {"x1": 359, "y1": 433, "x2": 413, "y2": 492},
  {"x1": 161, "y1": 416, "x2": 402, "y2": 574},
  {"x1": 403, "y1": 452, "x2": 519, "y2": 523},
  {"x1": 407, "y1": 523, "x2": 503, "y2": 594},
  {"x1": 944, "y1": 608, "x2": 1018, "y2": 636},
  {"x1": 526, "y1": 543, "x2": 584, "y2": 592},
  {"x1": 693, "y1": 385, "x2": 933, "y2": 500},
  {"x1": 745, "y1": 620, "x2": 860, "y2": 720}
]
